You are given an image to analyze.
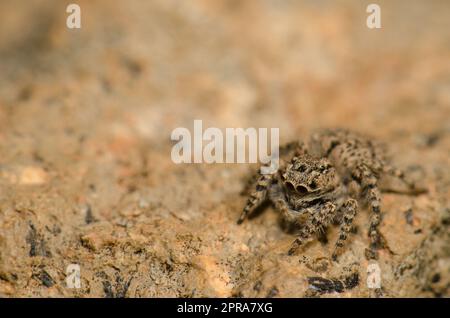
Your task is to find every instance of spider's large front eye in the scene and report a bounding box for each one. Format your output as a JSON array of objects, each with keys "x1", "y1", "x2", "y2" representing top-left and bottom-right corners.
[
  {"x1": 285, "y1": 182, "x2": 295, "y2": 191},
  {"x1": 296, "y1": 185, "x2": 308, "y2": 194}
]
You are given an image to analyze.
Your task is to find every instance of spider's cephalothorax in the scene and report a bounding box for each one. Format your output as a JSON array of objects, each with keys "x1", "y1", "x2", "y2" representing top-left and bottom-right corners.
[
  {"x1": 238, "y1": 129, "x2": 420, "y2": 261},
  {"x1": 281, "y1": 156, "x2": 340, "y2": 210}
]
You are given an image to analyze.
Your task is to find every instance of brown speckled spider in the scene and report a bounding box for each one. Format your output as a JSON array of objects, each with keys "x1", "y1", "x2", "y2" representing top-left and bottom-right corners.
[{"x1": 238, "y1": 129, "x2": 422, "y2": 260}]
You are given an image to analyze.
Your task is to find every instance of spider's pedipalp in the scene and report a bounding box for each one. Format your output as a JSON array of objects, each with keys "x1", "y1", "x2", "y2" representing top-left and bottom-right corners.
[{"x1": 269, "y1": 184, "x2": 302, "y2": 224}]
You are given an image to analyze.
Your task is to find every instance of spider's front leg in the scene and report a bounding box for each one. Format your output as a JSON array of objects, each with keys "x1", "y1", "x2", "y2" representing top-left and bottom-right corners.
[
  {"x1": 332, "y1": 198, "x2": 358, "y2": 261},
  {"x1": 237, "y1": 172, "x2": 275, "y2": 224},
  {"x1": 288, "y1": 202, "x2": 336, "y2": 255}
]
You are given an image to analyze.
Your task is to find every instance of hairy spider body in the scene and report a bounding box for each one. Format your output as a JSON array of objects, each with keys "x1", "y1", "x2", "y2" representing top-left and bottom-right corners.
[{"x1": 238, "y1": 129, "x2": 418, "y2": 260}]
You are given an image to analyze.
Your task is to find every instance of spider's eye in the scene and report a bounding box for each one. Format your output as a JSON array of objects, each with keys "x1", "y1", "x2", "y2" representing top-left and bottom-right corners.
[
  {"x1": 298, "y1": 164, "x2": 306, "y2": 172},
  {"x1": 296, "y1": 185, "x2": 308, "y2": 194},
  {"x1": 309, "y1": 180, "x2": 317, "y2": 190},
  {"x1": 285, "y1": 182, "x2": 295, "y2": 191}
]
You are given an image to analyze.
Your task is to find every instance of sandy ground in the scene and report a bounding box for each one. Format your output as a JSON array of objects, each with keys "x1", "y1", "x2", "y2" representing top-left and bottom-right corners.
[{"x1": 0, "y1": 0, "x2": 449, "y2": 297}]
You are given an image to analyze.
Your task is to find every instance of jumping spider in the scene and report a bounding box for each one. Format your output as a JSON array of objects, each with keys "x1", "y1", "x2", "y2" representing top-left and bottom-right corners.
[{"x1": 238, "y1": 129, "x2": 422, "y2": 260}]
